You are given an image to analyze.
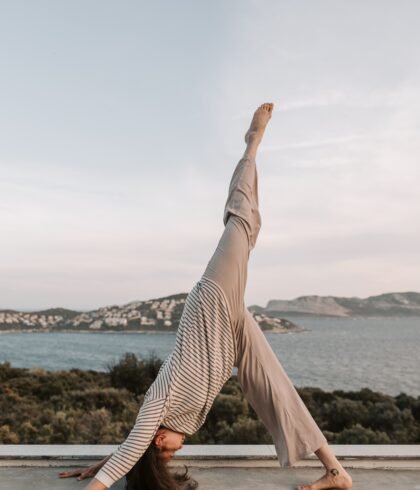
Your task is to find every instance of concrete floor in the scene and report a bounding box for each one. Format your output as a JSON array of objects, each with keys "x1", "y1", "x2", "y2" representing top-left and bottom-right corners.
[{"x1": 2, "y1": 466, "x2": 420, "y2": 490}]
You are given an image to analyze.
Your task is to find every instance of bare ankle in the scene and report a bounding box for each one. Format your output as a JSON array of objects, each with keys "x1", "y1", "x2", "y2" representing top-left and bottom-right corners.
[{"x1": 244, "y1": 141, "x2": 259, "y2": 159}]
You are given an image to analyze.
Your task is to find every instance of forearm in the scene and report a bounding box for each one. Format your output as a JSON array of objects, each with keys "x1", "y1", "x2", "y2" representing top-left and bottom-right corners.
[
  {"x1": 78, "y1": 455, "x2": 112, "y2": 489},
  {"x1": 95, "y1": 396, "x2": 168, "y2": 487},
  {"x1": 101, "y1": 454, "x2": 113, "y2": 465},
  {"x1": 84, "y1": 477, "x2": 107, "y2": 490},
  {"x1": 89, "y1": 454, "x2": 113, "y2": 477}
]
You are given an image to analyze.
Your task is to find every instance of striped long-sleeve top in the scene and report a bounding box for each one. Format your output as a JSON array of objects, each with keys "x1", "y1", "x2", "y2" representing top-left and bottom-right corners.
[{"x1": 95, "y1": 277, "x2": 236, "y2": 488}]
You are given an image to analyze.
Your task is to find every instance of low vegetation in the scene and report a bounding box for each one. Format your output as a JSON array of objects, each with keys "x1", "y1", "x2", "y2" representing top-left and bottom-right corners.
[{"x1": 1, "y1": 354, "x2": 419, "y2": 445}]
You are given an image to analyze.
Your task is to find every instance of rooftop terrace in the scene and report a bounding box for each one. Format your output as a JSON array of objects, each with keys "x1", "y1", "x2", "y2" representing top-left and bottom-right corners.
[{"x1": 2, "y1": 445, "x2": 420, "y2": 489}]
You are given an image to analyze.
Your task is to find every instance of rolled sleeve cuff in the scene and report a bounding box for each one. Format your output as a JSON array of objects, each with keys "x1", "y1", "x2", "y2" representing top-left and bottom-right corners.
[{"x1": 95, "y1": 470, "x2": 116, "y2": 488}]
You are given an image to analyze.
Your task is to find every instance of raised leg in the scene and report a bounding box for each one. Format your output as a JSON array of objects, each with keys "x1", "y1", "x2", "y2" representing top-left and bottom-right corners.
[
  {"x1": 202, "y1": 103, "x2": 273, "y2": 328},
  {"x1": 202, "y1": 156, "x2": 260, "y2": 329}
]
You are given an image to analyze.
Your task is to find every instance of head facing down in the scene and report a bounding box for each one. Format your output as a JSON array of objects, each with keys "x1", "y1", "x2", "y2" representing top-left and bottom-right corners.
[
  {"x1": 125, "y1": 426, "x2": 198, "y2": 490},
  {"x1": 153, "y1": 426, "x2": 185, "y2": 462}
]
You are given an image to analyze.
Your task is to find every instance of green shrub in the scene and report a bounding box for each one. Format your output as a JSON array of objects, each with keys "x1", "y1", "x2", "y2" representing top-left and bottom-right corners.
[
  {"x1": 108, "y1": 353, "x2": 162, "y2": 396},
  {"x1": 0, "y1": 355, "x2": 418, "y2": 444}
]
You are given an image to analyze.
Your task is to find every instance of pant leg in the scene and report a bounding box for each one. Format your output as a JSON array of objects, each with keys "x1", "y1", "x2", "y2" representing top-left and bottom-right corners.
[
  {"x1": 202, "y1": 156, "x2": 261, "y2": 329},
  {"x1": 236, "y1": 308, "x2": 328, "y2": 466},
  {"x1": 222, "y1": 155, "x2": 261, "y2": 251}
]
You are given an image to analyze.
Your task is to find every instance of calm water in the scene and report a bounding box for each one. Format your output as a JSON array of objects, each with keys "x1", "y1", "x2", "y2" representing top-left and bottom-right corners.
[{"x1": 1, "y1": 317, "x2": 419, "y2": 396}]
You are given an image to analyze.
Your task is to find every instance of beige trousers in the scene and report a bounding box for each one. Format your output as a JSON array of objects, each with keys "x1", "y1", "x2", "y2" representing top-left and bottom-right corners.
[{"x1": 203, "y1": 156, "x2": 327, "y2": 466}]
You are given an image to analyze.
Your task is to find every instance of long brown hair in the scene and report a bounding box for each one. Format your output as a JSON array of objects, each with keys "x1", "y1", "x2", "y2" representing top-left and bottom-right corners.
[{"x1": 125, "y1": 443, "x2": 198, "y2": 490}]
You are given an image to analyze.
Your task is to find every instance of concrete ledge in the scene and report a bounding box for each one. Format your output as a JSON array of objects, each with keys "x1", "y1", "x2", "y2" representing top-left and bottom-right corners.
[{"x1": 1, "y1": 445, "x2": 420, "y2": 470}]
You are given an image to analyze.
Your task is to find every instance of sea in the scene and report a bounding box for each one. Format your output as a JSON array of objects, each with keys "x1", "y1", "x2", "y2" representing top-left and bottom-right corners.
[{"x1": 1, "y1": 316, "x2": 419, "y2": 396}]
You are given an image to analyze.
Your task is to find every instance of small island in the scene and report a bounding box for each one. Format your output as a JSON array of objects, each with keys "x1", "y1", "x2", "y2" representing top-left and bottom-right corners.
[
  {"x1": 251, "y1": 291, "x2": 420, "y2": 317},
  {"x1": 0, "y1": 293, "x2": 303, "y2": 334}
]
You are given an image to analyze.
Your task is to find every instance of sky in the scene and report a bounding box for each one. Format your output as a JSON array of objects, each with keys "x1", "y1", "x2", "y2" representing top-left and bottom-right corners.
[{"x1": 1, "y1": 0, "x2": 419, "y2": 311}]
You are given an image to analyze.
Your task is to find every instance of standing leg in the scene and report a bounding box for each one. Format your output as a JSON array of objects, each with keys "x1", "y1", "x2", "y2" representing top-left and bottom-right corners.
[
  {"x1": 236, "y1": 310, "x2": 353, "y2": 490},
  {"x1": 237, "y1": 308, "x2": 328, "y2": 466}
]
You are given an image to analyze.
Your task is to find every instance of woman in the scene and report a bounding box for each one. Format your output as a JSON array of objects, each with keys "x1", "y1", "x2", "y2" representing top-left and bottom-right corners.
[{"x1": 60, "y1": 103, "x2": 352, "y2": 490}]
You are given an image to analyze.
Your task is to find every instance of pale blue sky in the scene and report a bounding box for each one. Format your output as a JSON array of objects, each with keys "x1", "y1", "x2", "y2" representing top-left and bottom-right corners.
[{"x1": 1, "y1": 1, "x2": 419, "y2": 310}]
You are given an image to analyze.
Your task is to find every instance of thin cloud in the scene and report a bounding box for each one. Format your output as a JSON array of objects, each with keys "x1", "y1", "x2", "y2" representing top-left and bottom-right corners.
[
  {"x1": 231, "y1": 89, "x2": 406, "y2": 121},
  {"x1": 261, "y1": 134, "x2": 368, "y2": 152}
]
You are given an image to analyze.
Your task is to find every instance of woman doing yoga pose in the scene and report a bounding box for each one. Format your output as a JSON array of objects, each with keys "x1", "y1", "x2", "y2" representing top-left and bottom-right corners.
[{"x1": 60, "y1": 103, "x2": 352, "y2": 490}]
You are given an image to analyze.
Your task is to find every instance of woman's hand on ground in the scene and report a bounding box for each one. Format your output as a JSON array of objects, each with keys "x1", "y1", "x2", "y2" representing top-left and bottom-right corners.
[
  {"x1": 58, "y1": 462, "x2": 100, "y2": 481},
  {"x1": 58, "y1": 454, "x2": 111, "y2": 481},
  {"x1": 59, "y1": 469, "x2": 108, "y2": 489}
]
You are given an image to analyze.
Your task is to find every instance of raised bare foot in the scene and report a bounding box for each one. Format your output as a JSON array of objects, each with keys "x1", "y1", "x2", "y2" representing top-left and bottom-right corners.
[
  {"x1": 296, "y1": 467, "x2": 352, "y2": 490},
  {"x1": 244, "y1": 102, "x2": 274, "y2": 146}
]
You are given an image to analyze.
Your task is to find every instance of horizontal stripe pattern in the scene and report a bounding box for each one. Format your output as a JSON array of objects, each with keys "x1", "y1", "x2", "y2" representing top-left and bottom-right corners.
[{"x1": 96, "y1": 277, "x2": 235, "y2": 487}]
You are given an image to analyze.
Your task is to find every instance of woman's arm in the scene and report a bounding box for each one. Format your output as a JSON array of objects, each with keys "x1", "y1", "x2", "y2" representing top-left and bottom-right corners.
[
  {"x1": 58, "y1": 454, "x2": 112, "y2": 481},
  {"x1": 94, "y1": 395, "x2": 169, "y2": 488}
]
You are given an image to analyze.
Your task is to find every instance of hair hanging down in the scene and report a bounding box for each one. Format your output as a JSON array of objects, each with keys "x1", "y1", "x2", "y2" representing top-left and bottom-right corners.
[{"x1": 125, "y1": 443, "x2": 198, "y2": 490}]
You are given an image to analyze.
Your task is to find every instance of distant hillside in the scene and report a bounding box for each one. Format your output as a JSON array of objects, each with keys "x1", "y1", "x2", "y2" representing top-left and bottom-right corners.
[
  {"x1": 250, "y1": 292, "x2": 420, "y2": 317},
  {"x1": 0, "y1": 293, "x2": 302, "y2": 333}
]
